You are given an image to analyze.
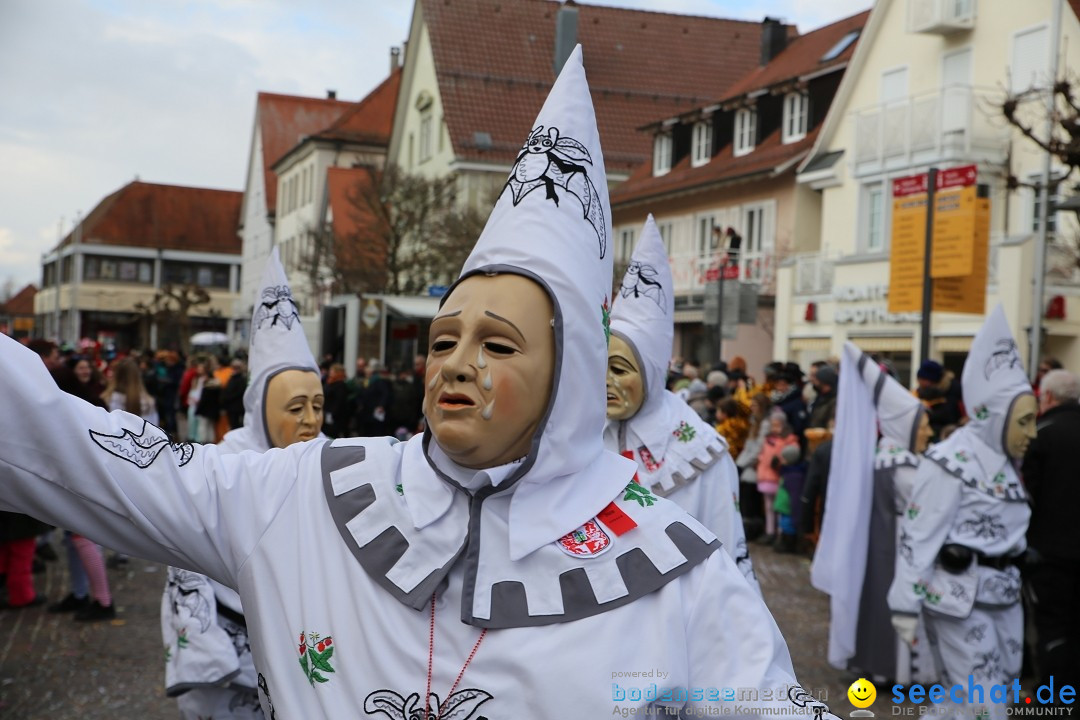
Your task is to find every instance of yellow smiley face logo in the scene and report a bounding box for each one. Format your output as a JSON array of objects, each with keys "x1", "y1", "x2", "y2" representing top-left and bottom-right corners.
[{"x1": 847, "y1": 677, "x2": 877, "y2": 708}]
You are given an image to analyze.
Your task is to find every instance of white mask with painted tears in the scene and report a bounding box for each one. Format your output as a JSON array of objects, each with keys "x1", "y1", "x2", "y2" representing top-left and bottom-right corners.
[{"x1": 424, "y1": 273, "x2": 555, "y2": 469}]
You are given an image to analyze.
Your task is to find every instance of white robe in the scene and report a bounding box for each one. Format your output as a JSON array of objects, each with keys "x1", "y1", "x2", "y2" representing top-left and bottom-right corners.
[
  {"x1": 887, "y1": 432, "x2": 1028, "y2": 720},
  {"x1": 604, "y1": 393, "x2": 758, "y2": 594},
  {"x1": 0, "y1": 336, "x2": 835, "y2": 719}
]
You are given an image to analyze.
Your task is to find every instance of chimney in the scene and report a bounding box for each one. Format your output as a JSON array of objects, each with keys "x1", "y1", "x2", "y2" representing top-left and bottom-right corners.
[
  {"x1": 327, "y1": 89, "x2": 337, "y2": 100},
  {"x1": 760, "y1": 17, "x2": 787, "y2": 66},
  {"x1": 390, "y1": 46, "x2": 401, "y2": 73},
  {"x1": 553, "y1": 1, "x2": 579, "y2": 76}
]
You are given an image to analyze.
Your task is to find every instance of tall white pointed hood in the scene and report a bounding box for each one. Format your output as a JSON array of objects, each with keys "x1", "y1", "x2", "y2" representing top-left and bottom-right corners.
[
  {"x1": 961, "y1": 304, "x2": 1033, "y2": 454},
  {"x1": 609, "y1": 215, "x2": 674, "y2": 436},
  {"x1": 219, "y1": 247, "x2": 320, "y2": 453},
  {"x1": 429, "y1": 45, "x2": 635, "y2": 560}
]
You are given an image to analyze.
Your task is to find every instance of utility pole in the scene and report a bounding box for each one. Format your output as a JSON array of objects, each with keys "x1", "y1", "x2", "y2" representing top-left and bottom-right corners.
[
  {"x1": 1031, "y1": 0, "x2": 1064, "y2": 381},
  {"x1": 919, "y1": 168, "x2": 938, "y2": 369}
]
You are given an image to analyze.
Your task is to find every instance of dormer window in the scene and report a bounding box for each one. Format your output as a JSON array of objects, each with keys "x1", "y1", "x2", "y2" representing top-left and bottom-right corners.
[
  {"x1": 653, "y1": 132, "x2": 673, "y2": 176},
  {"x1": 691, "y1": 120, "x2": 712, "y2": 167},
  {"x1": 782, "y1": 92, "x2": 809, "y2": 143},
  {"x1": 734, "y1": 108, "x2": 757, "y2": 157}
]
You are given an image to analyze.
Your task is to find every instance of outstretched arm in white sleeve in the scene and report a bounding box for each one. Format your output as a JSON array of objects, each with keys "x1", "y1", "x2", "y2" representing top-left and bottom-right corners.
[{"x1": 0, "y1": 334, "x2": 307, "y2": 589}]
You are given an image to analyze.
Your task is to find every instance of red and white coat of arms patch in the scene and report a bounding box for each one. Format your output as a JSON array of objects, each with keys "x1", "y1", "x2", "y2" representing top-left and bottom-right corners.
[{"x1": 557, "y1": 519, "x2": 612, "y2": 558}]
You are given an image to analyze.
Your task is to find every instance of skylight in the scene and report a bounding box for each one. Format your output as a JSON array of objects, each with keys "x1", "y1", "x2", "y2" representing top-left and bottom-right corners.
[{"x1": 821, "y1": 30, "x2": 859, "y2": 62}]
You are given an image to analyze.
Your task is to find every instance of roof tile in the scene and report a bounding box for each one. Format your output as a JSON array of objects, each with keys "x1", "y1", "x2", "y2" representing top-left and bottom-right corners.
[
  {"x1": 56, "y1": 181, "x2": 242, "y2": 255},
  {"x1": 422, "y1": 0, "x2": 786, "y2": 173}
]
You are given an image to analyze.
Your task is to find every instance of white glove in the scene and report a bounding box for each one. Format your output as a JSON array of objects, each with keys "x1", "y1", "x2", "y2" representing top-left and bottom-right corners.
[{"x1": 891, "y1": 613, "x2": 918, "y2": 645}]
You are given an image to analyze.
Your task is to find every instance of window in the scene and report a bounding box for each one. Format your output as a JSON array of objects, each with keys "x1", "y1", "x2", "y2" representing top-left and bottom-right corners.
[
  {"x1": 1031, "y1": 179, "x2": 1060, "y2": 234},
  {"x1": 653, "y1": 132, "x2": 672, "y2": 176},
  {"x1": 740, "y1": 201, "x2": 776, "y2": 283},
  {"x1": 408, "y1": 133, "x2": 415, "y2": 169},
  {"x1": 863, "y1": 183, "x2": 886, "y2": 253},
  {"x1": 657, "y1": 222, "x2": 673, "y2": 254},
  {"x1": 697, "y1": 214, "x2": 720, "y2": 257},
  {"x1": 744, "y1": 206, "x2": 765, "y2": 253},
  {"x1": 782, "y1": 92, "x2": 808, "y2": 143},
  {"x1": 691, "y1": 121, "x2": 712, "y2": 167},
  {"x1": 734, "y1": 108, "x2": 756, "y2": 157},
  {"x1": 163, "y1": 261, "x2": 231, "y2": 288},
  {"x1": 419, "y1": 112, "x2": 433, "y2": 163},
  {"x1": 1011, "y1": 25, "x2": 1049, "y2": 93},
  {"x1": 821, "y1": 30, "x2": 859, "y2": 62},
  {"x1": 617, "y1": 228, "x2": 636, "y2": 263},
  {"x1": 880, "y1": 67, "x2": 909, "y2": 104}
]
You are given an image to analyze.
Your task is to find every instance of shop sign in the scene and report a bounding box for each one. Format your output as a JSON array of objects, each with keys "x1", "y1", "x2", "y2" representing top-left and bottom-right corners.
[{"x1": 832, "y1": 283, "x2": 921, "y2": 325}]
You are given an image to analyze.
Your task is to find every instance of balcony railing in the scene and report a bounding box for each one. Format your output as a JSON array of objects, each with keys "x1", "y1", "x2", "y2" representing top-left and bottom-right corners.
[
  {"x1": 792, "y1": 253, "x2": 835, "y2": 296},
  {"x1": 852, "y1": 85, "x2": 1008, "y2": 168},
  {"x1": 908, "y1": 0, "x2": 975, "y2": 35},
  {"x1": 669, "y1": 250, "x2": 776, "y2": 296}
]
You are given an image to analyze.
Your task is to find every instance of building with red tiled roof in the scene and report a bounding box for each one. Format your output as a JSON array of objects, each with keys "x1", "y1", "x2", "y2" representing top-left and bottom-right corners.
[
  {"x1": 35, "y1": 180, "x2": 243, "y2": 351},
  {"x1": 772, "y1": 0, "x2": 1080, "y2": 382},
  {"x1": 0, "y1": 284, "x2": 38, "y2": 340},
  {"x1": 609, "y1": 10, "x2": 869, "y2": 368},
  {"x1": 389, "y1": 0, "x2": 791, "y2": 207},
  {"x1": 239, "y1": 64, "x2": 402, "y2": 343}
]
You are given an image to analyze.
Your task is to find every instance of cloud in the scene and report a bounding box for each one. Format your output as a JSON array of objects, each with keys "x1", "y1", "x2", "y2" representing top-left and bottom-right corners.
[
  {"x1": 0, "y1": 0, "x2": 412, "y2": 289},
  {"x1": 0, "y1": 0, "x2": 871, "y2": 292}
]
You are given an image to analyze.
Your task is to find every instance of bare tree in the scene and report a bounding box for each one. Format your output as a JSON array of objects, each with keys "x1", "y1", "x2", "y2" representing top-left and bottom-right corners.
[
  {"x1": 308, "y1": 164, "x2": 488, "y2": 298},
  {"x1": 0, "y1": 276, "x2": 16, "y2": 303},
  {"x1": 134, "y1": 283, "x2": 215, "y2": 355},
  {"x1": 1000, "y1": 73, "x2": 1080, "y2": 276}
]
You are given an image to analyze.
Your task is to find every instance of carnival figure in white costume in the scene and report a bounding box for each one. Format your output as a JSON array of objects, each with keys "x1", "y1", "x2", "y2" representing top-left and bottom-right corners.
[
  {"x1": 813, "y1": 343, "x2": 935, "y2": 685},
  {"x1": 0, "y1": 48, "x2": 837, "y2": 719},
  {"x1": 603, "y1": 216, "x2": 757, "y2": 592},
  {"x1": 888, "y1": 306, "x2": 1036, "y2": 720},
  {"x1": 161, "y1": 247, "x2": 323, "y2": 719}
]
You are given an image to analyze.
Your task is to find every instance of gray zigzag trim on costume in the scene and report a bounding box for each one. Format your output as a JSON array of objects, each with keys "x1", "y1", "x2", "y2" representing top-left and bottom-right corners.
[
  {"x1": 470, "y1": 522, "x2": 719, "y2": 629},
  {"x1": 320, "y1": 442, "x2": 465, "y2": 612},
  {"x1": 874, "y1": 449, "x2": 919, "y2": 470},
  {"x1": 648, "y1": 441, "x2": 725, "y2": 498},
  {"x1": 924, "y1": 449, "x2": 1027, "y2": 503}
]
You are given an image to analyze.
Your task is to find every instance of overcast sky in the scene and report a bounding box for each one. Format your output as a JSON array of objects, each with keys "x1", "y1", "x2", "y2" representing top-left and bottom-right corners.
[{"x1": 0, "y1": 0, "x2": 871, "y2": 292}]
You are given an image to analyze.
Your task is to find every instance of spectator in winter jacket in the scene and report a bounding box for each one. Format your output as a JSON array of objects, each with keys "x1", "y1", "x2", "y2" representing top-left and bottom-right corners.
[
  {"x1": 756, "y1": 410, "x2": 800, "y2": 544},
  {"x1": 807, "y1": 364, "x2": 838, "y2": 430},
  {"x1": 323, "y1": 364, "x2": 352, "y2": 439},
  {"x1": 1022, "y1": 368, "x2": 1080, "y2": 698},
  {"x1": 914, "y1": 359, "x2": 963, "y2": 441}
]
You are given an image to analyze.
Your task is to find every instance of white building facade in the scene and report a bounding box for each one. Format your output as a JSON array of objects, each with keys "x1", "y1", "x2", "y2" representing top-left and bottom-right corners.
[{"x1": 779, "y1": 0, "x2": 1080, "y2": 382}]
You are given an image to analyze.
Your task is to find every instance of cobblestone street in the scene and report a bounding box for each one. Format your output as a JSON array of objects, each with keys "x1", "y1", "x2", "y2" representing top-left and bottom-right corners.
[{"x1": 0, "y1": 539, "x2": 855, "y2": 719}]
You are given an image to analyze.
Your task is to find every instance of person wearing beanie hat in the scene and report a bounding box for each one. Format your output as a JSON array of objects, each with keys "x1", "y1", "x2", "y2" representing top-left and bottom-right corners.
[
  {"x1": 161, "y1": 247, "x2": 323, "y2": 719},
  {"x1": 0, "y1": 49, "x2": 836, "y2": 718},
  {"x1": 807, "y1": 364, "x2": 838, "y2": 431},
  {"x1": 812, "y1": 343, "x2": 935, "y2": 685},
  {"x1": 605, "y1": 215, "x2": 758, "y2": 592},
  {"x1": 914, "y1": 359, "x2": 962, "y2": 442},
  {"x1": 888, "y1": 306, "x2": 1036, "y2": 720}
]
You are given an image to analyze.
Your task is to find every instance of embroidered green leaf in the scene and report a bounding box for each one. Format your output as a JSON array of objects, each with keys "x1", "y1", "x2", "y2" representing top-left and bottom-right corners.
[
  {"x1": 955, "y1": 451, "x2": 969, "y2": 463},
  {"x1": 974, "y1": 405, "x2": 989, "y2": 421},
  {"x1": 672, "y1": 421, "x2": 696, "y2": 443},
  {"x1": 395, "y1": 483, "x2": 404, "y2": 496},
  {"x1": 601, "y1": 300, "x2": 611, "y2": 344},
  {"x1": 299, "y1": 653, "x2": 310, "y2": 683},
  {"x1": 312, "y1": 670, "x2": 329, "y2": 684},
  {"x1": 311, "y1": 647, "x2": 335, "y2": 673},
  {"x1": 177, "y1": 631, "x2": 189, "y2": 649},
  {"x1": 623, "y1": 481, "x2": 656, "y2": 507},
  {"x1": 164, "y1": 645, "x2": 171, "y2": 663},
  {"x1": 906, "y1": 505, "x2": 920, "y2": 520}
]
